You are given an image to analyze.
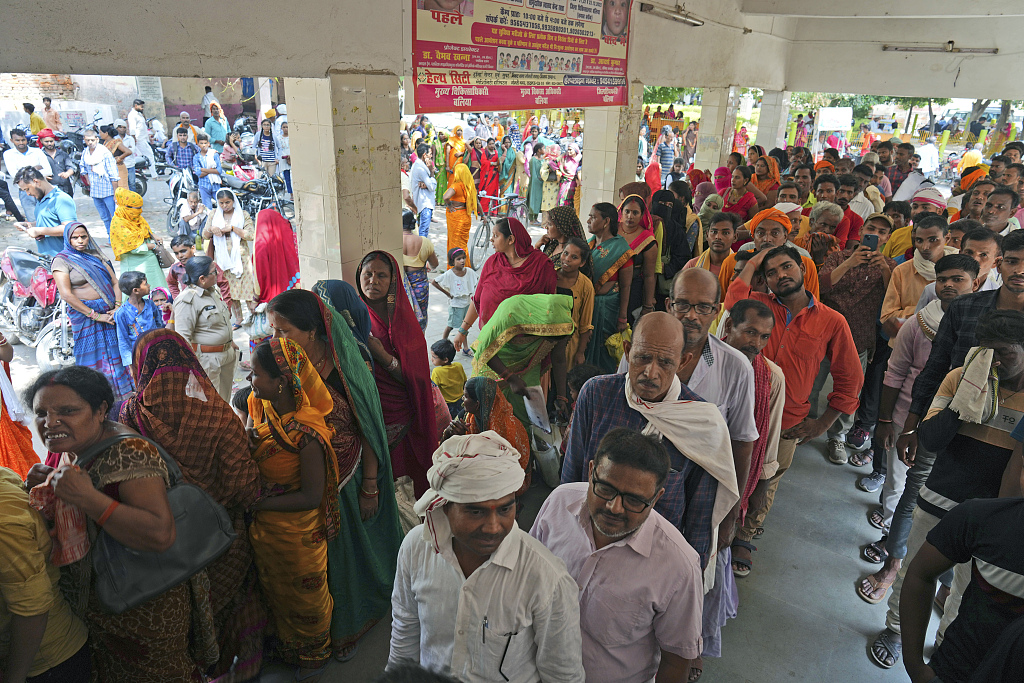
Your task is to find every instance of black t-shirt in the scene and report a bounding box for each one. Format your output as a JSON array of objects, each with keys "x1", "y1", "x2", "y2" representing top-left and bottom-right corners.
[{"x1": 927, "y1": 498, "x2": 1024, "y2": 683}]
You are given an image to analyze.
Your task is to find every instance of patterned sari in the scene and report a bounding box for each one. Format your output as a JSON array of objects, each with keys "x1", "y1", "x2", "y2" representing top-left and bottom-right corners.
[
  {"x1": 464, "y1": 376, "x2": 531, "y2": 495},
  {"x1": 118, "y1": 330, "x2": 265, "y2": 680},
  {"x1": 472, "y1": 293, "x2": 574, "y2": 427},
  {"x1": 247, "y1": 338, "x2": 341, "y2": 669},
  {"x1": 585, "y1": 234, "x2": 632, "y2": 372},
  {"x1": 312, "y1": 295, "x2": 404, "y2": 653}
]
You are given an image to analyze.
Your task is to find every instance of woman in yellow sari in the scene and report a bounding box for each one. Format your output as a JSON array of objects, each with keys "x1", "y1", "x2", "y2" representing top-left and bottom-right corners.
[
  {"x1": 247, "y1": 338, "x2": 341, "y2": 681},
  {"x1": 445, "y1": 125, "x2": 468, "y2": 186},
  {"x1": 109, "y1": 187, "x2": 166, "y2": 291},
  {"x1": 443, "y1": 162, "x2": 478, "y2": 268}
]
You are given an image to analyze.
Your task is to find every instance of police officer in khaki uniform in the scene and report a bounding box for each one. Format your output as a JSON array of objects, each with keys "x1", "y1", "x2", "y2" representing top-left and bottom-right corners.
[{"x1": 173, "y1": 254, "x2": 237, "y2": 400}]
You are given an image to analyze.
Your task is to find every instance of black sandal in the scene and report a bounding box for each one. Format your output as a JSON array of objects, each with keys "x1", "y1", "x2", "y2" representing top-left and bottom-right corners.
[
  {"x1": 731, "y1": 539, "x2": 756, "y2": 577},
  {"x1": 869, "y1": 629, "x2": 901, "y2": 669},
  {"x1": 862, "y1": 538, "x2": 889, "y2": 563}
]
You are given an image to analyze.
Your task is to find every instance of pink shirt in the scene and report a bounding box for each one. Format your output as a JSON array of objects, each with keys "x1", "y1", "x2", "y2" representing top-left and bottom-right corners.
[
  {"x1": 530, "y1": 483, "x2": 704, "y2": 683},
  {"x1": 882, "y1": 314, "x2": 934, "y2": 429}
]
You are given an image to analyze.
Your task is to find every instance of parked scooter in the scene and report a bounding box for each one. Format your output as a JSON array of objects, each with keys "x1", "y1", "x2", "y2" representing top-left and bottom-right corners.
[
  {"x1": 164, "y1": 164, "x2": 199, "y2": 234},
  {"x1": 0, "y1": 247, "x2": 75, "y2": 371}
]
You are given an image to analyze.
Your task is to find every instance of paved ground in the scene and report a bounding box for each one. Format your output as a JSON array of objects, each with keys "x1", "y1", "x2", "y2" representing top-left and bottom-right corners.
[{"x1": 4, "y1": 183, "x2": 944, "y2": 683}]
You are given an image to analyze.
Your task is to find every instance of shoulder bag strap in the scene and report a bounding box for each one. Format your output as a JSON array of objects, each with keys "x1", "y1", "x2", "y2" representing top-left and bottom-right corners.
[{"x1": 72, "y1": 431, "x2": 183, "y2": 486}]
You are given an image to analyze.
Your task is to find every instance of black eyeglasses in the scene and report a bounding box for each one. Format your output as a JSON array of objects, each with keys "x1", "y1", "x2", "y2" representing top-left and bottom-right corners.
[
  {"x1": 590, "y1": 471, "x2": 654, "y2": 513},
  {"x1": 669, "y1": 300, "x2": 716, "y2": 315}
]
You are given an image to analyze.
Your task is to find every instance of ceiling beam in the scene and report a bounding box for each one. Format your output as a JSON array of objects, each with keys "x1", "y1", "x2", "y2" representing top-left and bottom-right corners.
[{"x1": 742, "y1": 0, "x2": 1024, "y2": 19}]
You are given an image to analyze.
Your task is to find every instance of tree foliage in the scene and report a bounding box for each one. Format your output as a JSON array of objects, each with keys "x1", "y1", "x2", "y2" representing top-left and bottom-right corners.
[{"x1": 643, "y1": 86, "x2": 702, "y2": 104}]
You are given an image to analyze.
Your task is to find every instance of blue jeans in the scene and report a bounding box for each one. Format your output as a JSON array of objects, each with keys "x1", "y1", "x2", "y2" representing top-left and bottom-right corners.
[
  {"x1": 884, "y1": 446, "x2": 937, "y2": 560},
  {"x1": 92, "y1": 195, "x2": 116, "y2": 232},
  {"x1": 127, "y1": 167, "x2": 137, "y2": 193},
  {"x1": 18, "y1": 188, "x2": 37, "y2": 222},
  {"x1": 199, "y1": 185, "x2": 217, "y2": 208},
  {"x1": 418, "y1": 206, "x2": 433, "y2": 237},
  {"x1": 283, "y1": 169, "x2": 292, "y2": 194}
]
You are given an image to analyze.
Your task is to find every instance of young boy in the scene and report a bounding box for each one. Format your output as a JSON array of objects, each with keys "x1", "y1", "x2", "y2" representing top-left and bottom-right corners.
[
  {"x1": 191, "y1": 132, "x2": 222, "y2": 209},
  {"x1": 177, "y1": 190, "x2": 208, "y2": 243},
  {"x1": 166, "y1": 234, "x2": 232, "y2": 304},
  {"x1": 431, "y1": 247, "x2": 479, "y2": 345},
  {"x1": 114, "y1": 271, "x2": 163, "y2": 379},
  {"x1": 430, "y1": 339, "x2": 467, "y2": 419}
]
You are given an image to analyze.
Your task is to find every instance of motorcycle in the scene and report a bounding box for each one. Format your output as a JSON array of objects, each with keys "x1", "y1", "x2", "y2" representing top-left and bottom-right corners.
[
  {"x1": 0, "y1": 248, "x2": 75, "y2": 371},
  {"x1": 226, "y1": 157, "x2": 294, "y2": 221},
  {"x1": 164, "y1": 164, "x2": 198, "y2": 234},
  {"x1": 133, "y1": 157, "x2": 150, "y2": 197}
]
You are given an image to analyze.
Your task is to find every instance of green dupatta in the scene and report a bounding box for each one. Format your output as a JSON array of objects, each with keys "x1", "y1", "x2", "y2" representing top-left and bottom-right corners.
[
  {"x1": 588, "y1": 234, "x2": 633, "y2": 287},
  {"x1": 472, "y1": 293, "x2": 574, "y2": 385}
]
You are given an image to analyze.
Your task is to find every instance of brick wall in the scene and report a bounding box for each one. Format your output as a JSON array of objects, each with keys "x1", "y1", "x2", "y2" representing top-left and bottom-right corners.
[{"x1": 0, "y1": 73, "x2": 76, "y2": 102}]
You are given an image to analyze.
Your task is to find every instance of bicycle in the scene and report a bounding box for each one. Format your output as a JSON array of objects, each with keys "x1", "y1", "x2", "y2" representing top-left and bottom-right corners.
[{"x1": 469, "y1": 194, "x2": 529, "y2": 269}]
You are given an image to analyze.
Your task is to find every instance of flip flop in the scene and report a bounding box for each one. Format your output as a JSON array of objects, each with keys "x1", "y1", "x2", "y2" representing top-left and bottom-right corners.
[
  {"x1": 849, "y1": 450, "x2": 873, "y2": 467},
  {"x1": 856, "y1": 574, "x2": 894, "y2": 604},
  {"x1": 688, "y1": 658, "x2": 703, "y2": 682},
  {"x1": 752, "y1": 526, "x2": 765, "y2": 539},
  {"x1": 869, "y1": 629, "x2": 902, "y2": 669},
  {"x1": 868, "y1": 507, "x2": 888, "y2": 530},
  {"x1": 334, "y1": 643, "x2": 359, "y2": 663}
]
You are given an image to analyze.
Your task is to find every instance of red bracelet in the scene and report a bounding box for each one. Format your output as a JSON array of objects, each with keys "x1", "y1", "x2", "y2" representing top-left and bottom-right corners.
[{"x1": 97, "y1": 500, "x2": 120, "y2": 526}]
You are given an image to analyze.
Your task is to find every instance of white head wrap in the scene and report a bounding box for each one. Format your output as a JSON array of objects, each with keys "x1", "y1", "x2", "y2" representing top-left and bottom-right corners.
[{"x1": 413, "y1": 431, "x2": 525, "y2": 553}]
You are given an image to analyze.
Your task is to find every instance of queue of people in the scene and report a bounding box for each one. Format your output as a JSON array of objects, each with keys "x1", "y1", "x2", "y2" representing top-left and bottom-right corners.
[{"x1": 7, "y1": 116, "x2": 1024, "y2": 683}]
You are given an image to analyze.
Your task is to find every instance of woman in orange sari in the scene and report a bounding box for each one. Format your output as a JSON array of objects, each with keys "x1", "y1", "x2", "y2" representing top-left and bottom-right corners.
[
  {"x1": 247, "y1": 338, "x2": 341, "y2": 681},
  {"x1": 442, "y1": 376, "x2": 531, "y2": 495},
  {"x1": 443, "y1": 162, "x2": 478, "y2": 268},
  {"x1": 752, "y1": 155, "x2": 781, "y2": 209},
  {"x1": 445, "y1": 125, "x2": 468, "y2": 186},
  {"x1": 0, "y1": 335, "x2": 36, "y2": 477}
]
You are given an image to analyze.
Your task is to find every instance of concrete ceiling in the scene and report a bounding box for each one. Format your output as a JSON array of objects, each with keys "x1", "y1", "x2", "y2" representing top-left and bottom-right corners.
[{"x1": 741, "y1": 0, "x2": 1024, "y2": 19}]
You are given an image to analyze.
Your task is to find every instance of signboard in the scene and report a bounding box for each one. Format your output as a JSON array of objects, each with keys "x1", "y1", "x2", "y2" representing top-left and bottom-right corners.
[
  {"x1": 815, "y1": 107, "x2": 853, "y2": 132},
  {"x1": 412, "y1": 0, "x2": 631, "y2": 113}
]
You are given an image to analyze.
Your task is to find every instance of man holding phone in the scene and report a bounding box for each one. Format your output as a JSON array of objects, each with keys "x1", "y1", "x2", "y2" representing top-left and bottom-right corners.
[{"x1": 814, "y1": 213, "x2": 897, "y2": 464}]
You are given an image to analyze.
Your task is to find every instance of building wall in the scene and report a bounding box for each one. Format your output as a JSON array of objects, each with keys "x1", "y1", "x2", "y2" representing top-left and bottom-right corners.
[
  {"x1": 0, "y1": 73, "x2": 76, "y2": 102},
  {"x1": 160, "y1": 77, "x2": 259, "y2": 129}
]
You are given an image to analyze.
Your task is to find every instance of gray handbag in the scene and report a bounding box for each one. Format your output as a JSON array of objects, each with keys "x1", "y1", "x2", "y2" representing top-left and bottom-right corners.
[{"x1": 75, "y1": 433, "x2": 237, "y2": 614}]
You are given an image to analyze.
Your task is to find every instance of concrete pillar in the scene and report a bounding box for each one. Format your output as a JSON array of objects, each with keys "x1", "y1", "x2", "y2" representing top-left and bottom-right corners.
[
  {"x1": 285, "y1": 73, "x2": 402, "y2": 286},
  {"x1": 694, "y1": 86, "x2": 740, "y2": 171},
  {"x1": 580, "y1": 81, "x2": 644, "y2": 214},
  {"x1": 755, "y1": 90, "x2": 791, "y2": 151}
]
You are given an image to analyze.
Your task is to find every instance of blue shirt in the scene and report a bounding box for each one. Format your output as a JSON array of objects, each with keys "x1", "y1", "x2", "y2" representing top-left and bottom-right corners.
[
  {"x1": 560, "y1": 374, "x2": 719, "y2": 568},
  {"x1": 32, "y1": 187, "x2": 77, "y2": 256},
  {"x1": 192, "y1": 150, "x2": 222, "y2": 195},
  {"x1": 166, "y1": 141, "x2": 200, "y2": 171},
  {"x1": 114, "y1": 298, "x2": 163, "y2": 368}
]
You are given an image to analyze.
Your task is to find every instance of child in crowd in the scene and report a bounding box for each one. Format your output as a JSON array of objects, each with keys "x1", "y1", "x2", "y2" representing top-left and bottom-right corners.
[
  {"x1": 165, "y1": 234, "x2": 232, "y2": 305},
  {"x1": 430, "y1": 338, "x2": 467, "y2": 418},
  {"x1": 431, "y1": 247, "x2": 479, "y2": 346},
  {"x1": 177, "y1": 190, "x2": 208, "y2": 244},
  {"x1": 150, "y1": 287, "x2": 174, "y2": 327},
  {"x1": 560, "y1": 363, "x2": 603, "y2": 451},
  {"x1": 114, "y1": 271, "x2": 163, "y2": 379}
]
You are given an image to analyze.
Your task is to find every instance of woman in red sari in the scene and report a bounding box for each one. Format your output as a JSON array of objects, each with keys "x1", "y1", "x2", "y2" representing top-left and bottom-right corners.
[
  {"x1": 357, "y1": 251, "x2": 438, "y2": 498},
  {"x1": 617, "y1": 194, "x2": 659, "y2": 324},
  {"x1": 477, "y1": 137, "x2": 500, "y2": 213},
  {"x1": 251, "y1": 208, "x2": 300, "y2": 349},
  {"x1": 451, "y1": 217, "x2": 557, "y2": 352}
]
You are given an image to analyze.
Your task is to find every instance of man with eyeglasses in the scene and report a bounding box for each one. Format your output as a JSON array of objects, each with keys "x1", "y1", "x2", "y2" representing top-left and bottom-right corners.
[
  {"x1": 725, "y1": 245, "x2": 863, "y2": 555},
  {"x1": 561, "y1": 312, "x2": 735, "y2": 571},
  {"x1": 532, "y1": 428, "x2": 703, "y2": 683},
  {"x1": 389, "y1": 432, "x2": 585, "y2": 683},
  {"x1": 666, "y1": 267, "x2": 756, "y2": 674}
]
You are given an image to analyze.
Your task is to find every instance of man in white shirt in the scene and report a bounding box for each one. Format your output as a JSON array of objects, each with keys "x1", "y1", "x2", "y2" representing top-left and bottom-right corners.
[
  {"x1": 201, "y1": 85, "x2": 215, "y2": 124},
  {"x1": 128, "y1": 98, "x2": 155, "y2": 176},
  {"x1": 917, "y1": 136, "x2": 940, "y2": 179},
  {"x1": 531, "y1": 428, "x2": 703, "y2": 683},
  {"x1": 668, "y1": 267, "x2": 757, "y2": 671},
  {"x1": 409, "y1": 143, "x2": 437, "y2": 237},
  {"x1": 389, "y1": 433, "x2": 585, "y2": 683},
  {"x1": 3, "y1": 128, "x2": 50, "y2": 222}
]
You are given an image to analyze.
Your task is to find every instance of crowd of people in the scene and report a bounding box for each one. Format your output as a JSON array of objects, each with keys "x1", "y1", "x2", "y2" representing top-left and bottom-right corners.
[{"x1": 6, "y1": 95, "x2": 1024, "y2": 683}]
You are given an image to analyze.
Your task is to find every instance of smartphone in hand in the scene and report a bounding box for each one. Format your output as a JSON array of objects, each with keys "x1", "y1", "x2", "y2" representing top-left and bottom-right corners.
[{"x1": 861, "y1": 234, "x2": 879, "y2": 251}]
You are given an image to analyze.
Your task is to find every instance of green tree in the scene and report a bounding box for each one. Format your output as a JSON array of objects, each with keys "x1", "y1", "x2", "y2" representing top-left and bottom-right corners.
[{"x1": 643, "y1": 86, "x2": 701, "y2": 105}]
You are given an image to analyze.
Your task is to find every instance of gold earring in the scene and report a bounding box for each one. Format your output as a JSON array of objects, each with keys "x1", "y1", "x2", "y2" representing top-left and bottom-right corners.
[{"x1": 278, "y1": 385, "x2": 283, "y2": 394}]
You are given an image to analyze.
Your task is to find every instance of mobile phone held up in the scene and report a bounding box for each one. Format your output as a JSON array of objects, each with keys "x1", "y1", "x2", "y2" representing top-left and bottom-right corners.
[{"x1": 861, "y1": 234, "x2": 879, "y2": 251}]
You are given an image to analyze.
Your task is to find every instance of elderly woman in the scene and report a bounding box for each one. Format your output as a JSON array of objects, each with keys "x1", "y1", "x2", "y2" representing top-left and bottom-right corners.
[
  {"x1": 110, "y1": 187, "x2": 165, "y2": 290},
  {"x1": 51, "y1": 222, "x2": 133, "y2": 400},
  {"x1": 267, "y1": 288, "x2": 403, "y2": 662},
  {"x1": 796, "y1": 201, "x2": 845, "y2": 266},
  {"x1": 357, "y1": 251, "x2": 439, "y2": 498},
  {"x1": 25, "y1": 366, "x2": 216, "y2": 681},
  {"x1": 119, "y1": 329, "x2": 264, "y2": 680},
  {"x1": 203, "y1": 188, "x2": 256, "y2": 326}
]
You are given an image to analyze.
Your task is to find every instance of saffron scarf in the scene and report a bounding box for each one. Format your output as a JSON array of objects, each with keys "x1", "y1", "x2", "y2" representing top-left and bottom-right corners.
[
  {"x1": 751, "y1": 156, "x2": 781, "y2": 195},
  {"x1": 248, "y1": 338, "x2": 342, "y2": 540},
  {"x1": 472, "y1": 217, "x2": 557, "y2": 326},
  {"x1": 453, "y1": 162, "x2": 479, "y2": 217},
  {"x1": 109, "y1": 187, "x2": 151, "y2": 259},
  {"x1": 57, "y1": 222, "x2": 116, "y2": 307}
]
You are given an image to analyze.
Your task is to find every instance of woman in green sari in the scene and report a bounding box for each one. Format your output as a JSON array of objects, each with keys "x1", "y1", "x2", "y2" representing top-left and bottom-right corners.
[
  {"x1": 498, "y1": 135, "x2": 517, "y2": 203},
  {"x1": 584, "y1": 202, "x2": 635, "y2": 372},
  {"x1": 432, "y1": 129, "x2": 449, "y2": 206},
  {"x1": 471, "y1": 292, "x2": 574, "y2": 428},
  {"x1": 266, "y1": 286, "x2": 402, "y2": 662},
  {"x1": 528, "y1": 142, "x2": 545, "y2": 222}
]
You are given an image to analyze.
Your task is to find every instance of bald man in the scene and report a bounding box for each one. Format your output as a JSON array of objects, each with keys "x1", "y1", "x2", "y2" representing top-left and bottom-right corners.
[{"x1": 562, "y1": 312, "x2": 736, "y2": 570}]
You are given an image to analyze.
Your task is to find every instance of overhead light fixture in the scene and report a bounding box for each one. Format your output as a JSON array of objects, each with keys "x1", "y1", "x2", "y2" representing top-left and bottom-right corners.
[
  {"x1": 639, "y1": 3, "x2": 704, "y2": 27},
  {"x1": 883, "y1": 41, "x2": 997, "y2": 55}
]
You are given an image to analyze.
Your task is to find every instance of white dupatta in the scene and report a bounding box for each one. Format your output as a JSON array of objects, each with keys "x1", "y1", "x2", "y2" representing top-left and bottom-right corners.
[{"x1": 210, "y1": 190, "x2": 245, "y2": 277}]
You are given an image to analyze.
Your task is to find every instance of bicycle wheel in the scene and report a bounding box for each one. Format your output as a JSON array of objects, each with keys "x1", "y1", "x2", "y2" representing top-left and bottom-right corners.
[
  {"x1": 510, "y1": 200, "x2": 529, "y2": 227},
  {"x1": 470, "y1": 218, "x2": 493, "y2": 269}
]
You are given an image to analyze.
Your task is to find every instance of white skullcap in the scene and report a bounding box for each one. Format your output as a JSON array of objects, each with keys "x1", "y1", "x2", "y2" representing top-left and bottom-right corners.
[
  {"x1": 775, "y1": 202, "x2": 801, "y2": 214},
  {"x1": 113, "y1": 118, "x2": 126, "y2": 128},
  {"x1": 414, "y1": 431, "x2": 525, "y2": 553}
]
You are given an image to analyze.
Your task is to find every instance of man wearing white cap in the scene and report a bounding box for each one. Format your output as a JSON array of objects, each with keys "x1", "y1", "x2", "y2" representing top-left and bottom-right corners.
[{"x1": 389, "y1": 432, "x2": 585, "y2": 683}]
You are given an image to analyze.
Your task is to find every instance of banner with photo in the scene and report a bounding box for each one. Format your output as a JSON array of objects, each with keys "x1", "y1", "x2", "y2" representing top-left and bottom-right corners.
[{"x1": 412, "y1": 0, "x2": 631, "y2": 113}]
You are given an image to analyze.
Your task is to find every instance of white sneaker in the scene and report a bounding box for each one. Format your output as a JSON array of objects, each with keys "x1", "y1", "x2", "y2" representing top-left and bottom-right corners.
[{"x1": 827, "y1": 437, "x2": 848, "y2": 465}]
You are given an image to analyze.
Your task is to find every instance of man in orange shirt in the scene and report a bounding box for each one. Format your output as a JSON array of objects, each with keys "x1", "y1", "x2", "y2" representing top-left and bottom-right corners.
[{"x1": 725, "y1": 245, "x2": 864, "y2": 560}]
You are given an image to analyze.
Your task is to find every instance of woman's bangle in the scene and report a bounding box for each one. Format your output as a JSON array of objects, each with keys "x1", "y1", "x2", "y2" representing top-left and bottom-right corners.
[
  {"x1": 877, "y1": 418, "x2": 893, "y2": 423},
  {"x1": 388, "y1": 357, "x2": 399, "y2": 372},
  {"x1": 900, "y1": 429, "x2": 917, "y2": 436},
  {"x1": 642, "y1": 304, "x2": 654, "y2": 310},
  {"x1": 458, "y1": 326, "x2": 469, "y2": 336},
  {"x1": 358, "y1": 487, "x2": 379, "y2": 499},
  {"x1": 97, "y1": 500, "x2": 120, "y2": 526},
  {"x1": 88, "y1": 310, "x2": 96, "y2": 320},
  {"x1": 617, "y1": 317, "x2": 628, "y2": 323},
  {"x1": 500, "y1": 369, "x2": 515, "y2": 381}
]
